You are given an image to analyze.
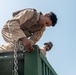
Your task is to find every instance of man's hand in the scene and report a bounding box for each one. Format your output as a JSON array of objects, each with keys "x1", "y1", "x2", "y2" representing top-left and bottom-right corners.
[{"x1": 21, "y1": 37, "x2": 34, "y2": 52}]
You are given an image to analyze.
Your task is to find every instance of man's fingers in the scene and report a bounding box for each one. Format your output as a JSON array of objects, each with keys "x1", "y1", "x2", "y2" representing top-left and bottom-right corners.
[
  {"x1": 26, "y1": 46, "x2": 34, "y2": 53},
  {"x1": 28, "y1": 47, "x2": 34, "y2": 53}
]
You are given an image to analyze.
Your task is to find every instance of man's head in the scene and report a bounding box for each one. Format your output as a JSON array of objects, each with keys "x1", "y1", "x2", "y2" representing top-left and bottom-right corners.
[
  {"x1": 39, "y1": 12, "x2": 58, "y2": 27},
  {"x1": 48, "y1": 12, "x2": 58, "y2": 27},
  {"x1": 44, "y1": 42, "x2": 53, "y2": 51}
]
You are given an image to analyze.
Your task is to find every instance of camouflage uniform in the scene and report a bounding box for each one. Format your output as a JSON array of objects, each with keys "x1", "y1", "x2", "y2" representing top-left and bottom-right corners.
[{"x1": 0, "y1": 8, "x2": 45, "y2": 53}]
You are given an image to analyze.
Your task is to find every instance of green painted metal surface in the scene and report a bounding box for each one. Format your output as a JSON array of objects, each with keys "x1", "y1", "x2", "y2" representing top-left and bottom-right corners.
[
  {"x1": 0, "y1": 45, "x2": 57, "y2": 75},
  {"x1": 0, "y1": 52, "x2": 24, "y2": 75}
]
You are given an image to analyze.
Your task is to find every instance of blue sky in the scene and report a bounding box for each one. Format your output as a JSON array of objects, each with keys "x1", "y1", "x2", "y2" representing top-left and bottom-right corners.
[{"x1": 0, "y1": 0, "x2": 76, "y2": 75}]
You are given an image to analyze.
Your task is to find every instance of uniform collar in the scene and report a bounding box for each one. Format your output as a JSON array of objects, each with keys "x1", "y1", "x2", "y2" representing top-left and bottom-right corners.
[
  {"x1": 37, "y1": 12, "x2": 42, "y2": 21},
  {"x1": 37, "y1": 12, "x2": 43, "y2": 26}
]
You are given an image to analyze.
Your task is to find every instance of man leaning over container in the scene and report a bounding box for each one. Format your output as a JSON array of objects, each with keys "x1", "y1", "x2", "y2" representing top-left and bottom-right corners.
[{"x1": 0, "y1": 8, "x2": 58, "y2": 53}]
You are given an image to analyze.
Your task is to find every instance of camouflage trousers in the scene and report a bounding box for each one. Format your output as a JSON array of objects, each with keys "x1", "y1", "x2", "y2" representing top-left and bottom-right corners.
[{"x1": 0, "y1": 40, "x2": 26, "y2": 53}]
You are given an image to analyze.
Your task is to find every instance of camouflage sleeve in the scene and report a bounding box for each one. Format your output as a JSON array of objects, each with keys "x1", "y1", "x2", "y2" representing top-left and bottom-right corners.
[
  {"x1": 30, "y1": 27, "x2": 45, "y2": 45},
  {"x1": 8, "y1": 9, "x2": 35, "y2": 41}
]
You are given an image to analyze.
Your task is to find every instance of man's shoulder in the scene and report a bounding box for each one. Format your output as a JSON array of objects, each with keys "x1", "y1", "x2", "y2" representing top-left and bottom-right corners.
[
  {"x1": 25, "y1": 8, "x2": 36, "y2": 11},
  {"x1": 12, "y1": 8, "x2": 37, "y2": 17}
]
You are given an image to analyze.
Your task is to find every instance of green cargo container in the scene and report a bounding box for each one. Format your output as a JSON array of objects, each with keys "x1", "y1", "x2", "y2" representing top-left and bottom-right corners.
[{"x1": 0, "y1": 45, "x2": 57, "y2": 75}]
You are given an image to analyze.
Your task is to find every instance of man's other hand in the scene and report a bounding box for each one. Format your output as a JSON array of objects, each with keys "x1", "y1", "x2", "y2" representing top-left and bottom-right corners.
[{"x1": 21, "y1": 37, "x2": 34, "y2": 52}]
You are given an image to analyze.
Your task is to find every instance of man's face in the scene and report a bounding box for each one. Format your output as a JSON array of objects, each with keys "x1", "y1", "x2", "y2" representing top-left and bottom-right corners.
[
  {"x1": 40, "y1": 15, "x2": 52, "y2": 27},
  {"x1": 44, "y1": 44, "x2": 50, "y2": 51}
]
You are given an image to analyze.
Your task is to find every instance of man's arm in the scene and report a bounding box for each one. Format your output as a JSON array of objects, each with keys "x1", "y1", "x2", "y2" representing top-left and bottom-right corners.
[
  {"x1": 8, "y1": 9, "x2": 34, "y2": 41},
  {"x1": 8, "y1": 9, "x2": 35, "y2": 52},
  {"x1": 30, "y1": 26, "x2": 45, "y2": 45}
]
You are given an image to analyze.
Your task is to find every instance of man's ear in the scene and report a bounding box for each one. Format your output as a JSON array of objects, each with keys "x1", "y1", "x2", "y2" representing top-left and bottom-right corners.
[{"x1": 45, "y1": 14, "x2": 49, "y2": 17}]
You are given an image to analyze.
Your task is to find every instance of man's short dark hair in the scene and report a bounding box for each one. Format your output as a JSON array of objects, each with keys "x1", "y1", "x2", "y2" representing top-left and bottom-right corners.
[{"x1": 49, "y1": 12, "x2": 58, "y2": 27}]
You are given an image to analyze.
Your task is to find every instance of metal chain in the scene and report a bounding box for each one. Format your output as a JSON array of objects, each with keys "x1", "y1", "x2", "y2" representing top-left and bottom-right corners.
[
  {"x1": 13, "y1": 42, "x2": 18, "y2": 75},
  {"x1": 13, "y1": 40, "x2": 27, "y2": 75},
  {"x1": 17, "y1": 40, "x2": 27, "y2": 52}
]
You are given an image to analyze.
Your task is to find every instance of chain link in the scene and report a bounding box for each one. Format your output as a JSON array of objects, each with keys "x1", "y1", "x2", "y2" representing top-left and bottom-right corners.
[{"x1": 17, "y1": 40, "x2": 26, "y2": 52}]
